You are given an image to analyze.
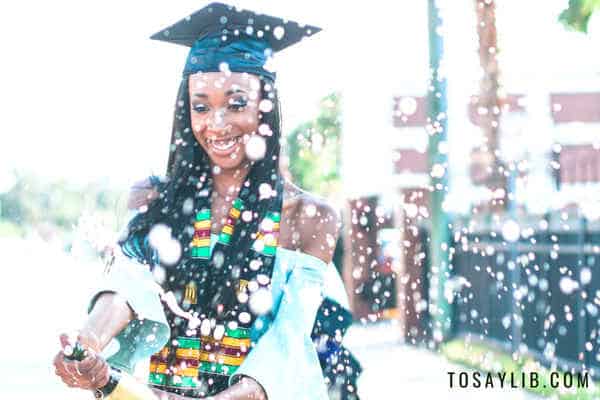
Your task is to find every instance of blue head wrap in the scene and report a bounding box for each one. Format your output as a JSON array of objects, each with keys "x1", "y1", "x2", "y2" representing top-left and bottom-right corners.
[{"x1": 183, "y1": 31, "x2": 275, "y2": 81}]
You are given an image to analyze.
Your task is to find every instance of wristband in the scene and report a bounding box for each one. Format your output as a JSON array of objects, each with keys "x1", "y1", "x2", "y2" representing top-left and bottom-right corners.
[{"x1": 94, "y1": 369, "x2": 121, "y2": 399}]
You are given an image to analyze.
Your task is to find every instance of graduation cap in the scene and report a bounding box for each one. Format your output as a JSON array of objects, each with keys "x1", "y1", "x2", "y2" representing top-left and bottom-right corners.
[{"x1": 151, "y1": 2, "x2": 322, "y2": 81}]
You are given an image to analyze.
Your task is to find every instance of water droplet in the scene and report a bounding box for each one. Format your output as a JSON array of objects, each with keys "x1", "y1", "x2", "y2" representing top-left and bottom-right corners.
[
  {"x1": 559, "y1": 277, "x2": 579, "y2": 295},
  {"x1": 258, "y1": 123, "x2": 273, "y2": 136},
  {"x1": 258, "y1": 183, "x2": 273, "y2": 200},
  {"x1": 239, "y1": 312, "x2": 251, "y2": 324},
  {"x1": 305, "y1": 204, "x2": 317, "y2": 218},
  {"x1": 430, "y1": 163, "x2": 446, "y2": 178},
  {"x1": 249, "y1": 259, "x2": 262, "y2": 271},
  {"x1": 248, "y1": 280, "x2": 259, "y2": 292},
  {"x1": 219, "y1": 62, "x2": 231, "y2": 74},
  {"x1": 182, "y1": 197, "x2": 194, "y2": 215},
  {"x1": 241, "y1": 210, "x2": 253, "y2": 222},
  {"x1": 249, "y1": 288, "x2": 272, "y2": 315},
  {"x1": 256, "y1": 274, "x2": 270, "y2": 286},
  {"x1": 398, "y1": 96, "x2": 418, "y2": 115},
  {"x1": 245, "y1": 135, "x2": 266, "y2": 161},
  {"x1": 501, "y1": 220, "x2": 520, "y2": 242},
  {"x1": 405, "y1": 203, "x2": 418, "y2": 218},
  {"x1": 581, "y1": 268, "x2": 592, "y2": 285},
  {"x1": 273, "y1": 26, "x2": 285, "y2": 40},
  {"x1": 213, "y1": 324, "x2": 225, "y2": 340},
  {"x1": 502, "y1": 315, "x2": 511, "y2": 329},
  {"x1": 213, "y1": 251, "x2": 225, "y2": 268},
  {"x1": 260, "y1": 218, "x2": 275, "y2": 232},
  {"x1": 237, "y1": 291, "x2": 249, "y2": 303},
  {"x1": 259, "y1": 99, "x2": 273, "y2": 113}
]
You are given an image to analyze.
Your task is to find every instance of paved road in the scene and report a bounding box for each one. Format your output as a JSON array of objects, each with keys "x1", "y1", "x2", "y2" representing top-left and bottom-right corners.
[{"x1": 344, "y1": 321, "x2": 544, "y2": 399}]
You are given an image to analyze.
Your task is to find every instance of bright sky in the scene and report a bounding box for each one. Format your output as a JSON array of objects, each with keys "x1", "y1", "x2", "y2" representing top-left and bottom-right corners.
[{"x1": 1, "y1": 0, "x2": 599, "y2": 194}]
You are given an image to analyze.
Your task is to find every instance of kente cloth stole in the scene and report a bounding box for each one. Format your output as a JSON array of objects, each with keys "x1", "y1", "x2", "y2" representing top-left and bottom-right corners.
[{"x1": 149, "y1": 198, "x2": 281, "y2": 392}]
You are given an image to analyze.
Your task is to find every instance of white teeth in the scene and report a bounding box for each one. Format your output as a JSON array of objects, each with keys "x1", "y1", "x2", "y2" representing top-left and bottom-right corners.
[{"x1": 207, "y1": 137, "x2": 240, "y2": 151}]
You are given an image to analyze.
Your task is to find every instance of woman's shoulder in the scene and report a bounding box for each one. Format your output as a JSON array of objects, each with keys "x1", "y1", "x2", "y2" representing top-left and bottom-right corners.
[
  {"x1": 126, "y1": 176, "x2": 160, "y2": 210},
  {"x1": 282, "y1": 180, "x2": 340, "y2": 264}
]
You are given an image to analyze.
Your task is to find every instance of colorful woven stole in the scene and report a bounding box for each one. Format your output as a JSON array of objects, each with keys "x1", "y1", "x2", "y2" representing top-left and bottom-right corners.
[{"x1": 148, "y1": 198, "x2": 281, "y2": 395}]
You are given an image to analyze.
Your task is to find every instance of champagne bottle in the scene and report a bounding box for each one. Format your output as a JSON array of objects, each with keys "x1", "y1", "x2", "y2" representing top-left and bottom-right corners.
[{"x1": 64, "y1": 342, "x2": 159, "y2": 400}]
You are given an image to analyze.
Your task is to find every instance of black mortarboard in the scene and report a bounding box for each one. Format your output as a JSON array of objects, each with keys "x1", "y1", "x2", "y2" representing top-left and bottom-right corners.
[{"x1": 150, "y1": 2, "x2": 321, "y2": 81}]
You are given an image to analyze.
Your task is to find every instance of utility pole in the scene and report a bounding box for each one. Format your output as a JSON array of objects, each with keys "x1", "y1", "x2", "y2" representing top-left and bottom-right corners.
[{"x1": 427, "y1": 0, "x2": 452, "y2": 343}]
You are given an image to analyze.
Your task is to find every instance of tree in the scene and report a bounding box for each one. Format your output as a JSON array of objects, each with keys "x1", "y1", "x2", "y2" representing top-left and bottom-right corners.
[
  {"x1": 285, "y1": 92, "x2": 342, "y2": 198},
  {"x1": 559, "y1": 0, "x2": 600, "y2": 33},
  {"x1": 470, "y1": 0, "x2": 507, "y2": 210},
  {"x1": 0, "y1": 170, "x2": 125, "y2": 240}
]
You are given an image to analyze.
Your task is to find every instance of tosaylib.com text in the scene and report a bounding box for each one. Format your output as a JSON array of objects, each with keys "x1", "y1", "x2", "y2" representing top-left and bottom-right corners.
[{"x1": 448, "y1": 371, "x2": 589, "y2": 389}]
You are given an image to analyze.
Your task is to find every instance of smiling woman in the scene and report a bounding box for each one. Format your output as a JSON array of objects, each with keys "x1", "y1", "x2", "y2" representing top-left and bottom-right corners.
[
  {"x1": 189, "y1": 72, "x2": 261, "y2": 172},
  {"x1": 52, "y1": 2, "x2": 360, "y2": 400}
]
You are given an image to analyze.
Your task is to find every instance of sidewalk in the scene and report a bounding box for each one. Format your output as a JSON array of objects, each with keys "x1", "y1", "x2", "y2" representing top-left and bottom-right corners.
[{"x1": 344, "y1": 321, "x2": 543, "y2": 399}]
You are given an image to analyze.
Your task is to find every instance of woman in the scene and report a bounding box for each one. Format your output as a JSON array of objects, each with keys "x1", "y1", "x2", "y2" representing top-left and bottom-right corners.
[{"x1": 53, "y1": 3, "x2": 360, "y2": 400}]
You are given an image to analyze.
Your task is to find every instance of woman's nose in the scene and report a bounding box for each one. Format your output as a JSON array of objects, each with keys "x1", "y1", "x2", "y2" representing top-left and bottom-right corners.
[{"x1": 207, "y1": 108, "x2": 226, "y2": 129}]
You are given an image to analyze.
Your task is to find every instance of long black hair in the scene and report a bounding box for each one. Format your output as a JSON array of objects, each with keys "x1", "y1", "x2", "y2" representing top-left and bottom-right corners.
[
  {"x1": 118, "y1": 72, "x2": 284, "y2": 331},
  {"x1": 117, "y1": 73, "x2": 365, "y2": 399}
]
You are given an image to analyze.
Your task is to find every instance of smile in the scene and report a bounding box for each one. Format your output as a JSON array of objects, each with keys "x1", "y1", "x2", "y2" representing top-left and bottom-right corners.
[{"x1": 206, "y1": 136, "x2": 242, "y2": 154}]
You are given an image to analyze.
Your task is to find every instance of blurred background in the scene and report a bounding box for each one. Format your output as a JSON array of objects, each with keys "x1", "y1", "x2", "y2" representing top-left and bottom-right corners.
[{"x1": 2, "y1": 0, "x2": 600, "y2": 398}]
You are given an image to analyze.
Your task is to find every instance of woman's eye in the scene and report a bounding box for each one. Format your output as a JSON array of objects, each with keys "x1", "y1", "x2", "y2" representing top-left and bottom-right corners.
[
  {"x1": 228, "y1": 98, "x2": 248, "y2": 111},
  {"x1": 193, "y1": 104, "x2": 209, "y2": 113}
]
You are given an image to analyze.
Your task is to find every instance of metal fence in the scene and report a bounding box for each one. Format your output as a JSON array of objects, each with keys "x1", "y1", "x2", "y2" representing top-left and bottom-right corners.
[{"x1": 451, "y1": 215, "x2": 600, "y2": 373}]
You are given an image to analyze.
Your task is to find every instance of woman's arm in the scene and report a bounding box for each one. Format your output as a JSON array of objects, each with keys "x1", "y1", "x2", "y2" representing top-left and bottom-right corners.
[
  {"x1": 295, "y1": 198, "x2": 340, "y2": 264},
  {"x1": 54, "y1": 293, "x2": 133, "y2": 390},
  {"x1": 54, "y1": 222, "x2": 169, "y2": 390},
  {"x1": 80, "y1": 292, "x2": 134, "y2": 351}
]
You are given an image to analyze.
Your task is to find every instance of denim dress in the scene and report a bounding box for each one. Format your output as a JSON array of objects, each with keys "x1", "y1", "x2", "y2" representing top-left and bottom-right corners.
[{"x1": 88, "y1": 233, "x2": 355, "y2": 400}]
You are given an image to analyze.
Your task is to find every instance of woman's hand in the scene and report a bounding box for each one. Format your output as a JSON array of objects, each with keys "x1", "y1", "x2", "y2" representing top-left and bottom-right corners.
[{"x1": 53, "y1": 333, "x2": 110, "y2": 390}]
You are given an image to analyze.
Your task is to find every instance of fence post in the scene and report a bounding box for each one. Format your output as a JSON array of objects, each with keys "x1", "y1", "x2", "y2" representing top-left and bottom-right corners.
[
  {"x1": 578, "y1": 214, "x2": 588, "y2": 365},
  {"x1": 507, "y1": 167, "x2": 521, "y2": 353},
  {"x1": 427, "y1": 0, "x2": 452, "y2": 343}
]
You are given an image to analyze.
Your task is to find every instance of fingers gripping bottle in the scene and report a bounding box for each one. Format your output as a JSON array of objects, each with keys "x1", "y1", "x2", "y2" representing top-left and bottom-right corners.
[{"x1": 64, "y1": 342, "x2": 159, "y2": 400}]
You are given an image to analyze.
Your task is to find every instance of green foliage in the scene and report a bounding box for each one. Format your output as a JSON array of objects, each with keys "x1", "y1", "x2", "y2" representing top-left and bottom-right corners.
[
  {"x1": 0, "y1": 170, "x2": 126, "y2": 239},
  {"x1": 0, "y1": 221, "x2": 24, "y2": 237},
  {"x1": 559, "y1": 0, "x2": 600, "y2": 33},
  {"x1": 285, "y1": 92, "x2": 342, "y2": 197}
]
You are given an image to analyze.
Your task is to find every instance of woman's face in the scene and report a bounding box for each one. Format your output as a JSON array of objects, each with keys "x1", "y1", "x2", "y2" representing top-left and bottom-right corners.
[{"x1": 188, "y1": 71, "x2": 262, "y2": 172}]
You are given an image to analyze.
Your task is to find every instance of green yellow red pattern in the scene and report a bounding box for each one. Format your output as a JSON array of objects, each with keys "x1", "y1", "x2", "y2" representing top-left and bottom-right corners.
[
  {"x1": 189, "y1": 199, "x2": 244, "y2": 260},
  {"x1": 148, "y1": 326, "x2": 252, "y2": 389},
  {"x1": 150, "y1": 197, "x2": 280, "y2": 390},
  {"x1": 251, "y1": 211, "x2": 280, "y2": 256},
  {"x1": 219, "y1": 198, "x2": 243, "y2": 245},
  {"x1": 190, "y1": 209, "x2": 211, "y2": 259}
]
